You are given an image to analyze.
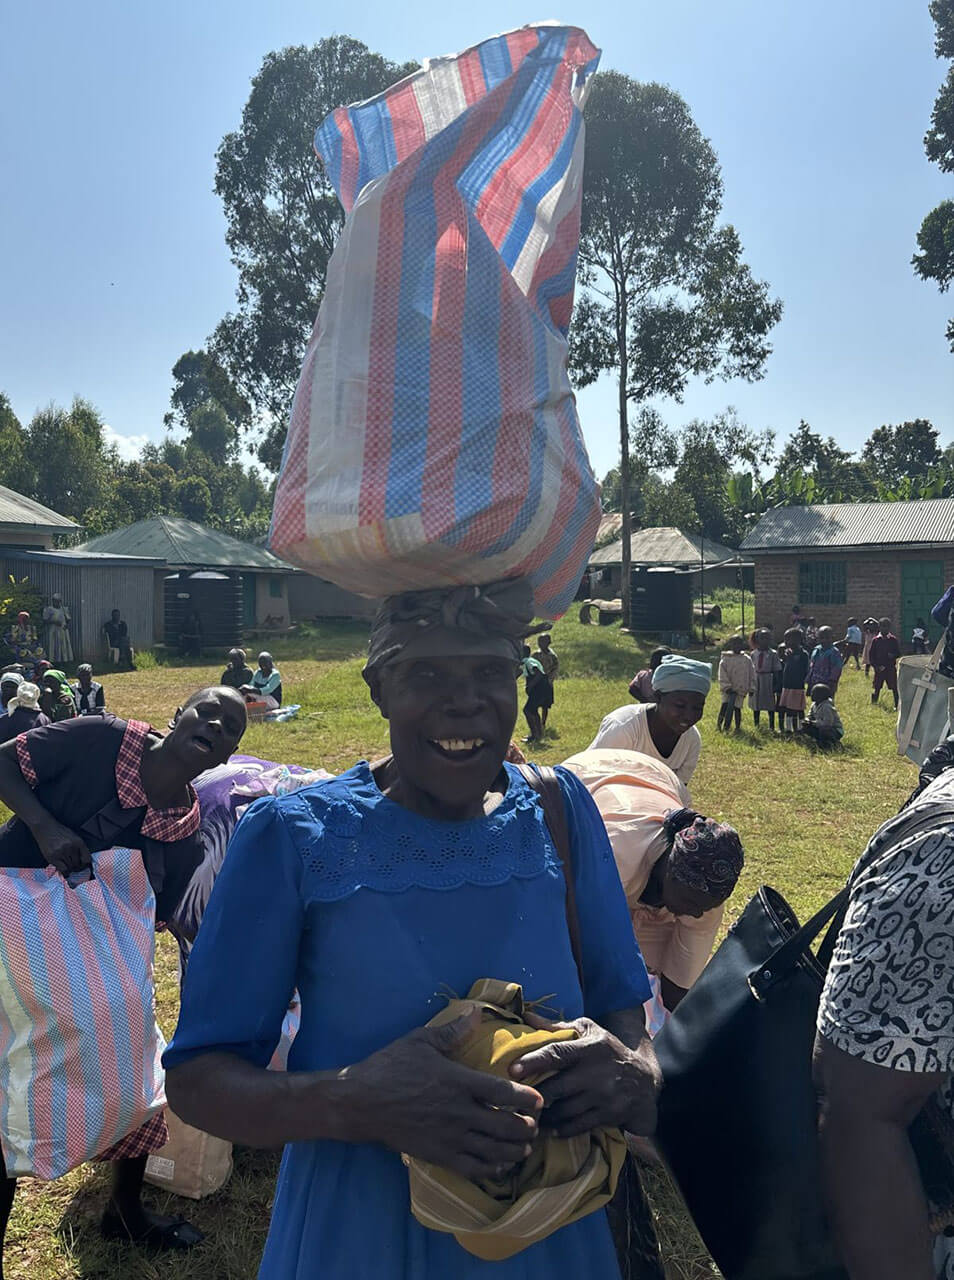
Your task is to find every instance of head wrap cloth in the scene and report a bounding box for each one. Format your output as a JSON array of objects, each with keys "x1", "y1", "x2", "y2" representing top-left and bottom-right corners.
[
  {"x1": 651, "y1": 655, "x2": 712, "y2": 696},
  {"x1": 364, "y1": 579, "x2": 536, "y2": 683},
  {"x1": 663, "y1": 808, "x2": 744, "y2": 898},
  {"x1": 11, "y1": 682, "x2": 40, "y2": 711}
]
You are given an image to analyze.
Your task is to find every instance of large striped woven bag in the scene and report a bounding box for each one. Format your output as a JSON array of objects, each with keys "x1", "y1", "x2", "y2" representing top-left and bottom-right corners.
[
  {"x1": 270, "y1": 25, "x2": 603, "y2": 620},
  {"x1": 0, "y1": 848, "x2": 166, "y2": 1179}
]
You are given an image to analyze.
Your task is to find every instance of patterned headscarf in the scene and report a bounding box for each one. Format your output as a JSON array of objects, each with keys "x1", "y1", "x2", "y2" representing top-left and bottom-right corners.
[
  {"x1": 363, "y1": 578, "x2": 535, "y2": 683},
  {"x1": 663, "y1": 807, "x2": 744, "y2": 900}
]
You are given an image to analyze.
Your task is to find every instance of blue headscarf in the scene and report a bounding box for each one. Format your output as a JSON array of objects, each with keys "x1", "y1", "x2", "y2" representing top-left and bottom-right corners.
[{"x1": 651, "y1": 654, "x2": 712, "y2": 696}]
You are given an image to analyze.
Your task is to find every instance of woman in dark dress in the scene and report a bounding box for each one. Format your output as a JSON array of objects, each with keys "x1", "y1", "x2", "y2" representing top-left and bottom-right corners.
[
  {"x1": 0, "y1": 682, "x2": 49, "y2": 745},
  {"x1": 73, "y1": 663, "x2": 106, "y2": 715},
  {"x1": 0, "y1": 686, "x2": 247, "y2": 1269},
  {"x1": 39, "y1": 670, "x2": 76, "y2": 722},
  {"x1": 220, "y1": 647, "x2": 254, "y2": 690}
]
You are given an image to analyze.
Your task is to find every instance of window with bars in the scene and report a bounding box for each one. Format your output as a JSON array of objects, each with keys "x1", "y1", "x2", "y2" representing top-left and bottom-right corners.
[{"x1": 798, "y1": 561, "x2": 847, "y2": 605}]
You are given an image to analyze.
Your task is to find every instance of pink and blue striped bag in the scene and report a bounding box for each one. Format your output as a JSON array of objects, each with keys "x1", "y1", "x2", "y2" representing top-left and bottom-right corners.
[
  {"x1": 0, "y1": 848, "x2": 166, "y2": 1179},
  {"x1": 270, "y1": 25, "x2": 602, "y2": 619}
]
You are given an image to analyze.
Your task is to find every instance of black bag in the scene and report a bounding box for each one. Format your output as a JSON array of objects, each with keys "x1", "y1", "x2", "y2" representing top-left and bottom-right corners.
[{"x1": 653, "y1": 800, "x2": 954, "y2": 1280}]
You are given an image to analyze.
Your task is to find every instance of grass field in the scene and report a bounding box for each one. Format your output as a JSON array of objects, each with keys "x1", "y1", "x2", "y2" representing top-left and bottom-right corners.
[{"x1": 4, "y1": 607, "x2": 916, "y2": 1279}]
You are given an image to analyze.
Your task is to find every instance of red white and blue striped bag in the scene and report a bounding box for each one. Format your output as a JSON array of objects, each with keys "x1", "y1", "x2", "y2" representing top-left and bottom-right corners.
[
  {"x1": 270, "y1": 25, "x2": 602, "y2": 619},
  {"x1": 0, "y1": 848, "x2": 166, "y2": 1179}
]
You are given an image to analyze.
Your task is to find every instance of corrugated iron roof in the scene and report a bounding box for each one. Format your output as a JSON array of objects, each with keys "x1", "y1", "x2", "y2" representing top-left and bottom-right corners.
[
  {"x1": 76, "y1": 516, "x2": 298, "y2": 572},
  {"x1": 741, "y1": 498, "x2": 954, "y2": 551},
  {"x1": 589, "y1": 526, "x2": 740, "y2": 567},
  {"x1": 0, "y1": 484, "x2": 78, "y2": 531},
  {"x1": 0, "y1": 548, "x2": 164, "y2": 567}
]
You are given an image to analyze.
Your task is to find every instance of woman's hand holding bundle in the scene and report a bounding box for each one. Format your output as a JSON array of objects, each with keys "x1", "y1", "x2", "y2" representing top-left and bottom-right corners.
[
  {"x1": 509, "y1": 1013, "x2": 661, "y2": 1139},
  {"x1": 340, "y1": 1008, "x2": 543, "y2": 1182}
]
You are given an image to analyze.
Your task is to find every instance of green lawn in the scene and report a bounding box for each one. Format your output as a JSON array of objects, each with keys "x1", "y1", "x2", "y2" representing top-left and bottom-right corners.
[{"x1": 4, "y1": 613, "x2": 915, "y2": 1279}]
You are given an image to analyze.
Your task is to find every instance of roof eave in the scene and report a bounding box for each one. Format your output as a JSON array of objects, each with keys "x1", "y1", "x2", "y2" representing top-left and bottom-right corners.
[
  {"x1": 0, "y1": 522, "x2": 79, "y2": 535},
  {"x1": 745, "y1": 540, "x2": 954, "y2": 554}
]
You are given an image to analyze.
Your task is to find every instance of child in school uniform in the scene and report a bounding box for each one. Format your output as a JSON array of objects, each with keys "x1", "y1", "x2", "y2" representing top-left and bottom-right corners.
[
  {"x1": 717, "y1": 634, "x2": 756, "y2": 732},
  {"x1": 861, "y1": 617, "x2": 879, "y2": 677},
  {"x1": 779, "y1": 627, "x2": 810, "y2": 733},
  {"x1": 629, "y1": 646, "x2": 671, "y2": 702},
  {"x1": 843, "y1": 617, "x2": 863, "y2": 669},
  {"x1": 749, "y1": 628, "x2": 783, "y2": 731},
  {"x1": 802, "y1": 682, "x2": 844, "y2": 745}
]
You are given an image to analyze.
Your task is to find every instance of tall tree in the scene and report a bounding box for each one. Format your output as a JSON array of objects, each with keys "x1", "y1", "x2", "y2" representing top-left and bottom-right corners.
[
  {"x1": 211, "y1": 38, "x2": 417, "y2": 469},
  {"x1": 861, "y1": 419, "x2": 941, "y2": 487},
  {"x1": 24, "y1": 399, "x2": 112, "y2": 523},
  {"x1": 600, "y1": 468, "x2": 622, "y2": 512},
  {"x1": 165, "y1": 350, "x2": 251, "y2": 433},
  {"x1": 0, "y1": 394, "x2": 34, "y2": 497},
  {"x1": 913, "y1": 0, "x2": 954, "y2": 349},
  {"x1": 570, "y1": 72, "x2": 782, "y2": 622},
  {"x1": 775, "y1": 420, "x2": 872, "y2": 499},
  {"x1": 638, "y1": 475, "x2": 699, "y2": 532},
  {"x1": 670, "y1": 411, "x2": 773, "y2": 543}
]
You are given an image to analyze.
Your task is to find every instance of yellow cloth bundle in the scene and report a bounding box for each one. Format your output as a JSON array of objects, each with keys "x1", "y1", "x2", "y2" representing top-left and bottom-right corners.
[{"x1": 405, "y1": 978, "x2": 625, "y2": 1261}]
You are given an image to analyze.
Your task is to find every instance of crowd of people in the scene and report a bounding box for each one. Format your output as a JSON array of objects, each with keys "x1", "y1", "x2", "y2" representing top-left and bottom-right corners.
[
  {"x1": 1, "y1": 583, "x2": 954, "y2": 1279},
  {"x1": 3, "y1": 603, "x2": 136, "y2": 677},
  {"x1": 625, "y1": 606, "x2": 916, "y2": 753}
]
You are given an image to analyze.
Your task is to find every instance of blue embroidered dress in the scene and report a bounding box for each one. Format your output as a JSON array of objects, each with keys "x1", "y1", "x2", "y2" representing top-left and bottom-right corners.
[{"x1": 165, "y1": 762, "x2": 651, "y2": 1279}]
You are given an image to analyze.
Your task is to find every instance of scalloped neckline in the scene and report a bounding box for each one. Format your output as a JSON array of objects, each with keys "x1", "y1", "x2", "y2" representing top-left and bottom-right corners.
[{"x1": 348, "y1": 759, "x2": 529, "y2": 829}]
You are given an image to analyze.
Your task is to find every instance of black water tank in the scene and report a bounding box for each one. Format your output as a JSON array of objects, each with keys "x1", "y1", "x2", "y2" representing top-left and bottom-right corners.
[
  {"x1": 630, "y1": 567, "x2": 693, "y2": 632},
  {"x1": 164, "y1": 571, "x2": 243, "y2": 651}
]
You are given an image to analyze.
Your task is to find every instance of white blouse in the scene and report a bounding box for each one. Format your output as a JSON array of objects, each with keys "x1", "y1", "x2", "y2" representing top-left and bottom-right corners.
[{"x1": 588, "y1": 702, "x2": 702, "y2": 787}]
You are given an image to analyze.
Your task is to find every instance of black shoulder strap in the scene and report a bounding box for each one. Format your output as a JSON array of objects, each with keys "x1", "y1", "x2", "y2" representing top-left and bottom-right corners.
[
  {"x1": 517, "y1": 763, "x2": 585, "y2": 992},
  {"x1": 752, "y1": 799, "x2": 954, "y2": 997}
]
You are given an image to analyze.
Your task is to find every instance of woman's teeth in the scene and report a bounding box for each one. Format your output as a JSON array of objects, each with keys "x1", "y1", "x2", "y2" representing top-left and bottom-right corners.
[{"x1": 432, "y1": 738, "x2": 484, "y2": 753}]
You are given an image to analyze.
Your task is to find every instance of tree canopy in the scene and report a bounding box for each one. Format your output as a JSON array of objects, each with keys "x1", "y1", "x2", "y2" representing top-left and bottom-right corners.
[
  {"x1": 914, "y1": 0, "x2": 954, "y2": 349},
  {"x1": 570, "y1": 71, "x2": 782, "y2": 619},
  {"x1": 210, "y1": 38, "x2": 417, "y2": 469}
]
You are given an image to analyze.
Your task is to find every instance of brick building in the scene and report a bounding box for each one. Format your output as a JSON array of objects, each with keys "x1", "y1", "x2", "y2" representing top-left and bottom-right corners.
[{"x1": 741, "y1": 498, "x2": 954, "y2": 650}]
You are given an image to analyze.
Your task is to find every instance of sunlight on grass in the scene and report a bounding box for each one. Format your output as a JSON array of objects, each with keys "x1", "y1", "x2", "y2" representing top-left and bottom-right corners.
[{"x1": 5, "y1": 613, "x2": 916, "y2": 1279}]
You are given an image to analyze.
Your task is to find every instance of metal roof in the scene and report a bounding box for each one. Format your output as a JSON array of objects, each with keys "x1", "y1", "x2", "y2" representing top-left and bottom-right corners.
[
  {"x1": 76, "y1": 516, "x2": 299, "y2": 573},
  {"x1": 0, "y1": 484, "x2": 79, "y2": 532},
  {"x1": 741, "y1": 499, "x2": 954, "y2": 552},
  {"x1": 589, "y1": 526, "x2": 740, "y2": 567},
  {"x1": 0, "y1": 547, "x2": 163, "y2": 568}
]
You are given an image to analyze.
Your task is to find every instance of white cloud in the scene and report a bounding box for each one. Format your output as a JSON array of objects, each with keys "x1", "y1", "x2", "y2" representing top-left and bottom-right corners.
[{"x1": 103, "y1": 423, "x2": 150, "y2": 462}]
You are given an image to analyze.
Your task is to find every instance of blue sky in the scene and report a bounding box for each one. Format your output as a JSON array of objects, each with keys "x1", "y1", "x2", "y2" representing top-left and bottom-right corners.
[{"x1": 2, "y1": 0, "x2": 951, "y2": 479}]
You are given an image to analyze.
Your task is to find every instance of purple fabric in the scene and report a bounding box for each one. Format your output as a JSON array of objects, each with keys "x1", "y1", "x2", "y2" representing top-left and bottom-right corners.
[{"x1": 171, "y1": 756, "x2": 314, "y2": 967}]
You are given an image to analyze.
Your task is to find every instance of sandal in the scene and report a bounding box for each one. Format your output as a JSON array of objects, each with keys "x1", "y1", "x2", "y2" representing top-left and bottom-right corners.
[{"x1": 100, "y1": 1207, "x2": 205, "y2": 1250}]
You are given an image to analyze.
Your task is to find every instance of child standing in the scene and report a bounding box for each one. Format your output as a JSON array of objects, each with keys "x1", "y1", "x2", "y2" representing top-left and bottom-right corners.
[
  {"x1": 869, "y1": 617, "x2": 902, "y2": 708},
  {"x1": 802, "y1": 682, "x2": 844, "y2": 745},
  {"x1": 717, "y1": 634, "x2": 756, "y2": 732},
  {"x1": 534, "y1": 633, "x2": 559, "y2": 730},
  {"x1": 843, "y1": 617, "x2": 863, "y2": 669},
  {"x1": 779, "y1": 627, "x2": 810, "y2": 733},
  {"x1": 861, "y1": 617, "x2": 879, "y2": 677},
  {"x1": 808, "y1": 626, "x2": 844, "y2": 696},
  {"x1": 749, "y1": 628, "x2": 782, "y2": 731},
  {"x1": 629, "y1": 646, "x2": 671, "y2": 702},
  {"x1": 911, "y1": 617, "x2": 929, "y2": 655}
]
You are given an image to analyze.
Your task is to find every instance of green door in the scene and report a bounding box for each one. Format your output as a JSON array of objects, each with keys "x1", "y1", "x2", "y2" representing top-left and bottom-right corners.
[
  {"x1": 242, "y1": 574, "x2": 257, "y2": 629},
  {"x1": 901, "y1": 560, "x2": 945, "y2": 653}
]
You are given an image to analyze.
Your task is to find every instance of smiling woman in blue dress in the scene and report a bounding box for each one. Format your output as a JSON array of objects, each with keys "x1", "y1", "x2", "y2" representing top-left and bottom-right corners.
[{"x1": 164, "y1": 579, "x2": 660, "y2": 1279}]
